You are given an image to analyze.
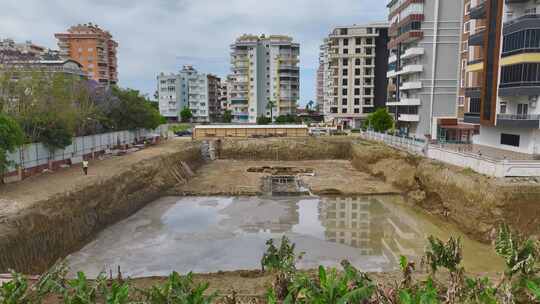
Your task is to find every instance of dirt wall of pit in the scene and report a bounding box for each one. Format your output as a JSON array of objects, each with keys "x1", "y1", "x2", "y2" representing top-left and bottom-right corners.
[
  {"x1": 0, "y1": 143, "x2": 204, "y2": 274},
  {"x1": 217, "y1": 137, "x2": 352, "y2": 160},
  {"x1": 350, "y1": 140, "x2": 540, "y2": 242}
]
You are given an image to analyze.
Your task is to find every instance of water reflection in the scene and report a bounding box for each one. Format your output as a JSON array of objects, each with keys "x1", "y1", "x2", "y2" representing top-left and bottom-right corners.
[{"x1": 65, "y1": 196, "x2": 500, "y2": 278}]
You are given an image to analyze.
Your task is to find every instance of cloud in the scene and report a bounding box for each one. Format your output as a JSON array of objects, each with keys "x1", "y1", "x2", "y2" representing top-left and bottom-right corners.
[{"x1": 0, "y1": 0, "x2": 386, "y2": 104}]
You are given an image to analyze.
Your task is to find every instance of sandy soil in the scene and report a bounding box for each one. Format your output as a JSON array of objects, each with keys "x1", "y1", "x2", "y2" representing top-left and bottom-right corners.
[
  {"x1": 0, "y1": 138, "x2": 192, "y2": 218},
  {"x1": 176, "y1": 160, "x2": 400, "y2": 196}
]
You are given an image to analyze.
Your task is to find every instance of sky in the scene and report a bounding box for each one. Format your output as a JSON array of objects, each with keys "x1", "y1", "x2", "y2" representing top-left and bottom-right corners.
[{"x1": 0, "y1": 0, "x2": 387, "y2": 106}]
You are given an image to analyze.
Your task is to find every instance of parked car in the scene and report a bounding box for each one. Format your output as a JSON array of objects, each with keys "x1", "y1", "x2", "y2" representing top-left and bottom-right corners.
[{"x1": 175, "y1": 129, "x2": 192, "y2": 137}]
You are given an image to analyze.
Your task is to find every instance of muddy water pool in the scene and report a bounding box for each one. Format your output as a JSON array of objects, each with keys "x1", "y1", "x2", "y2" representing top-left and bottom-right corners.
[{"x1": 66, "y1": 196, "x2": 503, "y2": 277}]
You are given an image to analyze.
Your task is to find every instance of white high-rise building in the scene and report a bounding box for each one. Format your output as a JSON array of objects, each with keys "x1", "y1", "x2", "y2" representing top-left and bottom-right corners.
[
  {"x1": 229, "y1": 34, "x2": 300, "y2": 123},
  {"x1": 157, "y1": 65, "x2": 209, "y2": 122}
]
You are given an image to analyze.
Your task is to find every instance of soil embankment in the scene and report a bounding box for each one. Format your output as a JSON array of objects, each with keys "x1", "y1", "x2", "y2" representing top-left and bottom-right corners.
[
  {"x1": 0, "y1": 139, "x2": 203, "y2": 274},
  {"x1": 350, "y1": 140, "x2": 540, "y2": 242},
  {"x1": 218, "y1": 137, "x2": 352, "y2": 160}
]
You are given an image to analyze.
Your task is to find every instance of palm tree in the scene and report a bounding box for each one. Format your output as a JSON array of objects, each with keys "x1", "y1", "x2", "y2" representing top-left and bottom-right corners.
[{"x1": 266, "y1": 100, "x2": 276, "y2": 122}]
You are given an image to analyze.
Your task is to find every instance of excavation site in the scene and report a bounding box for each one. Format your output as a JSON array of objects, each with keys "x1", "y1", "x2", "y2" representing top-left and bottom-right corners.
[{"x1": 1, "y1": 137, "x2": 540, "y2": 301}]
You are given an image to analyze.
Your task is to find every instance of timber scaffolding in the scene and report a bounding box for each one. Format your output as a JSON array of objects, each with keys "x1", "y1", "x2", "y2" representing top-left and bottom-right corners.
[
  {"x1": 192, "y1": 125, "x2": 308, "y2": 140},
  {"x1": 263, "y1": 175, "x2": 311, "y2": 196}
]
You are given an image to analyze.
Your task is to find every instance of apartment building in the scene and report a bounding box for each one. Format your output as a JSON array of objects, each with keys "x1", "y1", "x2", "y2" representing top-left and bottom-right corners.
[
  {"x1": 157, "y1": 65, "x2": 209, "y2": 123},
  {"x1": 316, "y1": 44, "x2": 326, "y2": 110},
  {"x1": 55, "y1": 23, "x2": 118, "y2": 85},
  {"x1": 219, "y1": 77, "x2": 231, "y2": 113},
  {"x1": 386, "y1": 0, "x2": 463, "y2": 139},
  {"x1": 461, "y1": 0, "x2": 540, "y2": 154},
  {"x1": 207, "y1": 74, "x2": 221, "y2": 121},
  {"x1": 321, "y1": 23, "x2": 389, "y2": 128},
  {"x1": 229, "y1": 34, "x2": 300, "y2": 123}
]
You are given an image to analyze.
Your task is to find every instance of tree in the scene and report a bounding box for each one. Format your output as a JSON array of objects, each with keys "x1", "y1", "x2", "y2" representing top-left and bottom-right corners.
[
  {"x1": 364, "y1": 108, "x2": 393, "y2": 132},
  {"x1": 37, "y1": 116, "x2": 73, "y2": 153},
  {"x1": 275, "y1": 114, "x2": 301, "y2": 124},
  {"x1": 222, "y1": 110, "x2": 232, "y2": 123},
  {"x1": 266, "y1": 100, "x2": 276, "y2": 121},
  {"x1": 180, "y1": 107, "x2": 193, "y2": 123},
  {"x1": 257, "y1": 116, "x2": 271, "y2": 125},
  {"x1": 0, "y1": 113, "x2": 24, "y2": 183},
  {"x1": 305, "y1": 100, "x2": 315, "y2": 113},
  {"x1": 105, "y1": 87, "x2": 162, "y2": 130}
]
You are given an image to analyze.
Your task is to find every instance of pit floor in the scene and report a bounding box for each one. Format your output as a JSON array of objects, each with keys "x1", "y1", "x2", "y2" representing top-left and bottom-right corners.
[{"x1": 176, "y1": 160, "x2": 399, "y2": 196}]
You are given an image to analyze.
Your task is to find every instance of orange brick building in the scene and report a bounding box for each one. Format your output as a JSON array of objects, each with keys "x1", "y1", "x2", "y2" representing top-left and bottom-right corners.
[{"x1": 55, "y1": 23, "x2": 118, "y2": 85}]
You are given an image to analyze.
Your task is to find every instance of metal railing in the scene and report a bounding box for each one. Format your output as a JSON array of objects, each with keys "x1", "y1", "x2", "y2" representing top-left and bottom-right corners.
[{"x1": 498, "y1": 114, "x2": 540, "y2": 120}]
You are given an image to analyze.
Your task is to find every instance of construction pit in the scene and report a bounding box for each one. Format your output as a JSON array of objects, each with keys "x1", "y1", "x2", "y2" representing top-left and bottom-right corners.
[{"x1": 1, "y1": 136, "x2": 540, "y2": 299}]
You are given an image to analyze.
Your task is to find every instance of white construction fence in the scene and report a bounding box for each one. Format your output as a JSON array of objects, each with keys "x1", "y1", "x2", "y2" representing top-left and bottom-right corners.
[
  {"x1": 361, "y1": 130, "x2": 540, "y2": 178},
  {"x1": 4, "y1": 125, "x2": 169, "y2": 182}
]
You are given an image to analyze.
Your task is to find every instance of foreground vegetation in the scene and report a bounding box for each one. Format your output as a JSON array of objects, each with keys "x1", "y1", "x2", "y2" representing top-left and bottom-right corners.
[{"x1": 1, "y1": 224, "x2": 538, "y2": 303}]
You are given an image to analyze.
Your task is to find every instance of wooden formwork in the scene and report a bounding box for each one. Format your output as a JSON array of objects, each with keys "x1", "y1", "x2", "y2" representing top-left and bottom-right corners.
[{"x1": 193, "y1": 125, "x2": 308, "y2": 140}]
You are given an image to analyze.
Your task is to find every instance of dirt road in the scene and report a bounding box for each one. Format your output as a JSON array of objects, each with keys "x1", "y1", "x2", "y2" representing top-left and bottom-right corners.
[{"x1": 0, "y1": 138, "x2": 192, "y2": 218}]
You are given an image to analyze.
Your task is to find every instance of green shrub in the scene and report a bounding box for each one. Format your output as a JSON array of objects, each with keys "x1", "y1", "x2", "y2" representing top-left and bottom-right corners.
[
  {"x1": 139, "y1": 271, "x2": 216, "y2": 304},
  {"x1": 0, "y1": 272, "x2": 29, "y2": 304}
]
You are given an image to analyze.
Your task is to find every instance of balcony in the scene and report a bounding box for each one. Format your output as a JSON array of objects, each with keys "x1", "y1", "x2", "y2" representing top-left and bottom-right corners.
[
  {"x1": 401, "y1": 47, "x2": 425, "y2": 60},
  {"x1": 396, "y1": 64, "x2": 423, "y2": 76},
  {"x1": 497, "y1": 114, "x2": 540, "y2": 128},
  {"x1": 469, "y1": 1, "x2": 486, "y2": 19},
  {"x1": 388, "y1": 31, "x2": 423, "y2": 49},
  {"x1": 464, "y1": 87, "x2": 482, "y2": 98},
  {"x1": 398, "y1": 114, "x2": 420, "y2": 122},
  {"x1": 386, "y1": 98, "x2": 421, "y2": 106},
  {"x1": 400, "y1": 81, "x2": 422, "y2": 91},
  {"x1": 468, "y1": 30, "x2": 485, "y2": 46},
  {"x1": 463, "y1": 113, "x2": 481, "y2": 124},
  {"x1": 387, "y1": 69, "x2": 398, "y2": 78},
  {"x1": 504, "y1": 14, "x2": 540, "y2": 32},
  {"x1": 499, "y1": 81, "x2": 540, "y2": 96}
]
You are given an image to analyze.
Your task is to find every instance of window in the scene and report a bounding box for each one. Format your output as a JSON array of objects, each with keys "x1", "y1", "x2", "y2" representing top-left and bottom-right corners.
[
  {"x1": 501, "y1": 133, "x2": 520, "y2": 147},
  {"x1": 88, "y1": 48, "x2": 93, "y2": 52},
  {"x1": 458, "y1": 96, "x2": 465, "y2": 107},
  {"x1": 355, "y1": 38, "x2": 362, "y2": 45},
  {"x1": 340, "y1": 28, "x2": 348, "y2": 35},
  {"x1": 342, "y1": 88, "x2": 348, "y2": 95},
  {"x1": 342, "y1": 69, "x2": 348, "y2": 76},
  {"x1": 342, "y1": 98, "x2": 348, "y2": 105},
  {"x1": 354, "y1": 108, "x2": 360, "y2": 113},
  {"x1": 343, "y1": 38, "x2": 349, "y2": 46},
  {"x1": 517, "y1": 103, "x2": 528, "y2": 115},
  {"x1": 365, "y1": 58, "x2": 372, "y2": 65},
  {"x1": 465, "y1": 2, "x2": 471, "y2": 15},
  {"x1": 343, "y1": 48, "x2": 349, "y2": 54},
  {"x1": 354, "y1": 98, "x2": 360, "y2": 105},
  {"x1": 366, "y1": 48, "x2": 372, "y2": 55},
  {"x1": 355, "y1": 48, "x2": 361, "y2": 54},
  {"x1": 342, "y1": 108, "x2": 347, "y2": 113},
  {"x1": 342, "y1": 58, "x2": 348, "y2": 65},
  {"x1": 462, "y1": 40, "x2": 468, "y2": 52},
  {"x1": 355, "y1": 58, "x2": 361, "y2": 65},
  {"x1": 464, "y1": 21, "x2": 470, "y2": 34},
  {"x1": 500, "y1": 101, "x2": 507, "y2": 114},
  {"x1": 342, "y1": 78, "x2": 348, "y2": 86},
  {"x1": 354, "y1": 88, "x2": 360, "y2": 95},
  {"x1": 354, "y1": 79, "x2": 361, "y2": 86},
  {"x1": 364, "y1": 88, "x2": 372, "y2": 95},
  {"x1": 366, "y1": 38, "x2": 373, "y2": 44},
  {"x1": 355, "y1": 68, "x2": 361, "y2": 76}
]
